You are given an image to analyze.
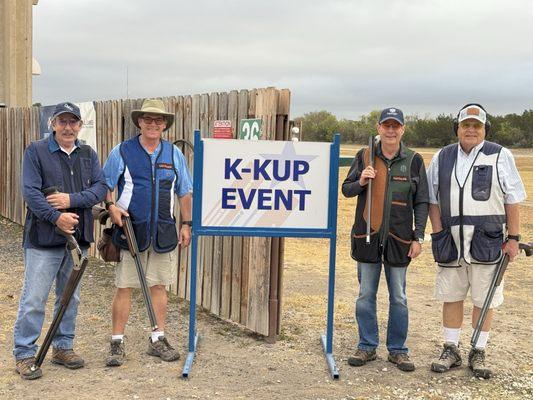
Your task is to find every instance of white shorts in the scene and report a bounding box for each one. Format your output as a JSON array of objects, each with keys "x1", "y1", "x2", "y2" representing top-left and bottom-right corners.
[
  {"x1": 115, "y1": 246, "x2": 177, "y2": 288},
  {"x1": 434, "y1": 263, "x2": 504, "y2": 308}
]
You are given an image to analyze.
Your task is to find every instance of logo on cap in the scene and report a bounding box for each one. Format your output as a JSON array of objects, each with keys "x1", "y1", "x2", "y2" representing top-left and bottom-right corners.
[
  {"x1": 458, "y1": 105, "x2": 486, "y2": 124},
  {"x1": 64, "y1": 103, "x2": 74, "y2": 111}
]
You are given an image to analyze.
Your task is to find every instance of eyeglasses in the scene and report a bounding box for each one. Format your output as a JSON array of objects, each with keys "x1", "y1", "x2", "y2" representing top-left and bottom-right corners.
[
  {"x1": 142, "y1": 116, "x2": 166, "y2": 126},
  {"x1": 459, "y1": 121, "x2": 483, "y2": 129},
  {"x1": 54, "y1": 119, "x2": 81, "y2": 127}
]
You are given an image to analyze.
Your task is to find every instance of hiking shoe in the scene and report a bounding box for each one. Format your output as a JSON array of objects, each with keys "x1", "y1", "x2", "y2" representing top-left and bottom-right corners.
[
  {"x1": 431, "y1": 343, "x2": 462, "y2": 372},
  {"x1": 347, "y1": 349, "x2": 377, "y2": 367},
  {"x1": 147, "y1": 337, "x2": 180, "y2": 362},
  {"x1": 469, "y1": 348, "x2": 492, "y2": 379},
  {"x1": 106, "y1": 339, "x2": 126, "y2": 367},
  {"x1": 388, "y1": 352, "x2": 415, "y2": 372},
  {"x1": 15, "y1": 357, "x2": 42, "y2": 380},
  {"x1": 51, "y1": 348, "x2": 85, "y2": 369}
]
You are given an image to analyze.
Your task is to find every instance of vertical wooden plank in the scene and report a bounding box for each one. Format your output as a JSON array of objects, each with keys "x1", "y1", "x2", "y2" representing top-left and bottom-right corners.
[
  {"x1": 210, "y1": 91, "x2": 228, "y2": 315},
  {"x1": 201, "y1": 92, "x2": 218, "y2": 310},
  {"x1": 0, "y1": 109, "x2": 5, "y2": 217},
  {"x1": 196, "y1": 93, "x2": 210, "y2": 305},
  {"x1": 178, "y1": 95, "x2": 193, "y2": 299},
  {"x1": 230, "y1": 89, "x2": 248, "y2": 323},
  {"x1": 184, "y1": 94, "x2": 201, "y2": 302},
  {"x1": 245, "y1": 87, "x2": 279, "y2": 335},
  {"x1": 218, "y1": 90, "x2": 239, "y2": 319}
]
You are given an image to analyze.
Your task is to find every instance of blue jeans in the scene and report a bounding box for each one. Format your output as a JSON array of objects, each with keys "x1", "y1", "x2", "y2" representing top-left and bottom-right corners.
[
  {"x1": 356, "y1": 262, "x2": 409, "y2": 354},
  {"x1": 13, "y1": 246, "x2": 83, "y2": 360}
]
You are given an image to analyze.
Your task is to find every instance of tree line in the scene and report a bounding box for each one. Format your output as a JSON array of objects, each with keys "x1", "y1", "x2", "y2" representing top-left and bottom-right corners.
[{"x1": 295, "y1": 110, "x2": 533, "y2": 147}]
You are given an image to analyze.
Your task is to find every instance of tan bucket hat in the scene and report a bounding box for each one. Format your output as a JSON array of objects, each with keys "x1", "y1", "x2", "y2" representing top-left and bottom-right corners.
[{"x1": 131, "y1": 99, "x2": 174, "y2": 131}]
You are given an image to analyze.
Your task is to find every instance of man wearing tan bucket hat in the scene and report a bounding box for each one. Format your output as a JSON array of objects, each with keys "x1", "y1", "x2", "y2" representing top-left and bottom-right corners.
[{"x1": 102, "y1": 99, "x2": 192, "y2": 366}]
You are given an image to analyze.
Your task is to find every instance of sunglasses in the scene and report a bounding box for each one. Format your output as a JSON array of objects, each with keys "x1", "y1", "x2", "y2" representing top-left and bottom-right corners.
[{"x1": 142, "y1": 116, "x2": 166, "y2": 126}]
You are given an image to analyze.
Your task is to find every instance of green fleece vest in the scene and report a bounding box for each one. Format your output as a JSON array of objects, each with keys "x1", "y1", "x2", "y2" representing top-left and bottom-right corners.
[{"x1": 351, "y1": 146, "x2": 416, "y2": 267}]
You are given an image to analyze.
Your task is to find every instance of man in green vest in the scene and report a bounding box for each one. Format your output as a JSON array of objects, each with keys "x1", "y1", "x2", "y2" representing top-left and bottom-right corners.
[{"x1": 342, "y1": 107, "x2": 429, "y2": 372}]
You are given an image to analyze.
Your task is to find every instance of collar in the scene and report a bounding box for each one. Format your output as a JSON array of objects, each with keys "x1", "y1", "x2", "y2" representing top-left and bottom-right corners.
[
  {"x1": 376, "y1": 141, "x2": 406, "y2": 161},
  {"x1": 458, "y1": 140, "x2": 485, "y2": 157},
  {"x1": 47, "y1": 133, "x2": 80, "y2": 154},
  {"x1": 136, "y1": 134, "x2": 162, "y2": 155}
]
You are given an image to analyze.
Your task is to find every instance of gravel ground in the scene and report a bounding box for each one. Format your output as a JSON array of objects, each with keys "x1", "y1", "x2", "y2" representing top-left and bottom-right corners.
[{"x1": 0, "y1": 215, "x2": 532, "y2": 400}]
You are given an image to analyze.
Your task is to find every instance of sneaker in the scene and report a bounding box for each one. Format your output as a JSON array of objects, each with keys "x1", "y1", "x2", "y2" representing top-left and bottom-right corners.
[
  {"x1": 347, "y1": 349, "x2": 377, "y2": 367},
  {"x1": 468, "y1": 348, "x2": 491, "y2": 379},
  {"x1": 388, "y1": 352, "x2": 415, "y2": 372},
  {"x1": 51, "y1": 348, "x2": 85, "y2": 369},
  {"x1": 15, "y1": 357, "x2": 42, "y2": 380},
  {"x1": 105, "y1": 339, "x2": 126, "y2": 367},
  {"x1": 147, "y1": 337, "x2": 180, "y2": 362},
  {"x1": 431, "y1": 343, "x2": 462, "y2": 373}
]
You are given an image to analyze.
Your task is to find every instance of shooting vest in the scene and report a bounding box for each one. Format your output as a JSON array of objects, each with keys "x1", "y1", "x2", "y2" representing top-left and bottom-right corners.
[
  {"x1": 351, "y1": 144, "x2": 416, "y2": 267},
  {"x1": 112, "y1": 136, "x2": 178, "y2": 253},
  {"x1": 432, "y1": 141, "x2": 506, "y2": 267}
]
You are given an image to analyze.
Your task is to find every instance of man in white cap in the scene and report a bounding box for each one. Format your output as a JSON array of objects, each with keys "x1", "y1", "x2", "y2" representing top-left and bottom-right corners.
[
  {"x1": 427, "y1": 103, "x2": 526, "y2": 378},
  {"x1": 102, "y1": 99, "x2": 192, "y2": 366}
]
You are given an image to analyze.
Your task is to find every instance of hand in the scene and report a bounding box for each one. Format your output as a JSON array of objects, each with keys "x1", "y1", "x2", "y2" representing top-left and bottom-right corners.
[
  {"x1": 504, "y1": 239, "x2": 519, "y2": 262},
  {"x1": 179, "y1": 225, "x2": 191, "y2": 248},
  {"x1": 109, "y1": 205, "x2": 129, "y2": 227},
  {"x1": 46, "y1": 192, "x2": 71, "y2": 209},
  {"x1": 359, "y1": 166, "x2": 376, "y2": 186},
  {"x1": 408, "y1": 241, "x2": 422, "y2": 259},
  {"x1": 56, "y1": 212, "x2": 79, "y2": 234}
]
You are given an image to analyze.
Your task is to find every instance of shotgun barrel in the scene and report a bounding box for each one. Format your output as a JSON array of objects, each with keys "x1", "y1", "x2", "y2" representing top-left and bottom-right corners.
[{"x1": 365, "y1": 136, "x2": 374, "y2": 244}]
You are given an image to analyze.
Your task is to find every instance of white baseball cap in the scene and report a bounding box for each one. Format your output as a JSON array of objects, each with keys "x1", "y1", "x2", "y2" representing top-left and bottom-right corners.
[{"x1": 458, "y1": 105, "x2": 487, "y2": 124}]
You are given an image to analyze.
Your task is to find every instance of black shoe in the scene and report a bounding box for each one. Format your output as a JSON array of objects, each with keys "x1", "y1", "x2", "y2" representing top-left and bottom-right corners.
[{"x1": 347, "y1": 349, "x2": 377, "y2": 367}]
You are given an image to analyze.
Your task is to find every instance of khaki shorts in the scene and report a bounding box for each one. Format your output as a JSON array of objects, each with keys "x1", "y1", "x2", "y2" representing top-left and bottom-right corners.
[
  {"x1": 434, "y1": 263, "x2": 504, "y2": 309},
  {"x1": 115, "y1": 246, "x2": 177, "y2": 288}
]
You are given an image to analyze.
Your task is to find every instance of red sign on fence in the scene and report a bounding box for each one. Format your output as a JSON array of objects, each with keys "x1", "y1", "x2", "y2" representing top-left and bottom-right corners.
[{"x1": 212, "y1": 120, "x2": 233, "y2": 139}]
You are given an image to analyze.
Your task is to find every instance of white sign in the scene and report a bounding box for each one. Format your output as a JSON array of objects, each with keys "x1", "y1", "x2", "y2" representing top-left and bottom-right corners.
[
  {"x1": 201, "y1": 139, "x2": 331, "y2": 229},
  {"x1": 76, "y1": 102, "x2": 97, "y2": 153}
]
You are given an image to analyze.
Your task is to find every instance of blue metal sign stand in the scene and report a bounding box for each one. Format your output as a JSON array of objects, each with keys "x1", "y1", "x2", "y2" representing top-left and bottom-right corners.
[{"x1": 182, "y1": 131, "x2": 340, "y2": 379}]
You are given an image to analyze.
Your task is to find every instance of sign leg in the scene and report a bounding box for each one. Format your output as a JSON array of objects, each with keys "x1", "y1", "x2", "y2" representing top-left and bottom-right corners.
[
  {"x1": 321, "y1": 237, "x2": 339, "y2": 379},
  {"x1": 182, "y1": 233, "x2": 199, "y2": 378}
]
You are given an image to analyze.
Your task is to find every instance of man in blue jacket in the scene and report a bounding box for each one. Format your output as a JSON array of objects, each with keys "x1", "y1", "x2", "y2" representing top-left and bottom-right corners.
[
  {"x1": 103, "y1": 99, "x2": 192, "y2": 367},
  {"x1": 13, "y1": 102, "x2": 107, "y2": 379}
]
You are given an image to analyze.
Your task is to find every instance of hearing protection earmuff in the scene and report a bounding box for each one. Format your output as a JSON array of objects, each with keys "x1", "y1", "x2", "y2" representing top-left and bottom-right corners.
[{"x1": 453, "y1": 103, "x2": 491, "y2": 135}]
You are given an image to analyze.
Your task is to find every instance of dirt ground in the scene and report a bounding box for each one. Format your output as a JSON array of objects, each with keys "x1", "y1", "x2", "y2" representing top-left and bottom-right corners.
[{"x1": 0, "y1": 160, "x2": 532, "y2": 400}]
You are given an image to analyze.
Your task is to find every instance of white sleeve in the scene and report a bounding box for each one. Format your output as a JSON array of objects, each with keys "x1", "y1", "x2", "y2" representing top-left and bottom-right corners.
[
  {"x1": 427, "y1": 149, "x2": 441, "y2": 204},
  {"x1": 497, "y1": 148, "x2": 527, "y2": 204}
]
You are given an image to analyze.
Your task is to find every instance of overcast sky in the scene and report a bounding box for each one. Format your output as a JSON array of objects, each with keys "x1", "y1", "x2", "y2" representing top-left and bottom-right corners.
[{"x1": 32, "y1": 0, "x2": 533, "y2": 119}]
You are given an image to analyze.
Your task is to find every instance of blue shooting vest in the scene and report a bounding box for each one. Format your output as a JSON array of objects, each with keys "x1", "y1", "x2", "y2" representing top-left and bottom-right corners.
[{"x1": 112, "y1": 136, "x2": 178, "y2": 253}]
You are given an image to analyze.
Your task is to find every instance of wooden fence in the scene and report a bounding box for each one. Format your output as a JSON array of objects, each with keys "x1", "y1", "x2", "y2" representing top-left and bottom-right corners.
[{"x1": 0, "y1": 87, "x2": 291, "y2": 339}]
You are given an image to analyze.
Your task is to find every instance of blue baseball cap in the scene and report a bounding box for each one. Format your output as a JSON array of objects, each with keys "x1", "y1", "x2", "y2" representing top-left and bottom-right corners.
[
  {"x1": 379, "y1": 107, "x2": 404, "y2": 125},
  {"x1": 52, "y1": 102, "x2": 81, "y2": 120}
]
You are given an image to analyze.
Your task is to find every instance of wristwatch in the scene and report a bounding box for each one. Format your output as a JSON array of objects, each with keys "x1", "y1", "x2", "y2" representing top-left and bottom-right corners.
[
  {"x1": 182, "y1": 220, "x2": 192, "y2": 227},
  {"x1": 104, "y1": 200, "x2": 115, "y2": 210},
  {"x1": 507, "y1": 234, "x2": 521, "y2": 242},
  {"x1": 417, "y1": 237, "x2": 424, "y2": 244}
]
